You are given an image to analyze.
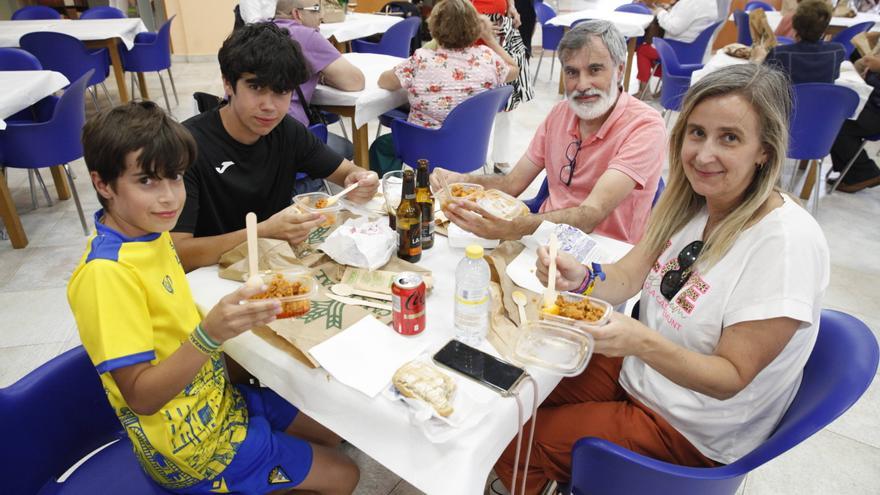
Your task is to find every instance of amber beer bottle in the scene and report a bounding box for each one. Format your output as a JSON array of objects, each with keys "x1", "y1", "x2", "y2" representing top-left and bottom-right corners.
[
  {"x1": 396, "y1": 169, "x2": 422, "y2": 262},
  {"x1": 415, "y1": 159, "x2": 435, "y2": 250}
]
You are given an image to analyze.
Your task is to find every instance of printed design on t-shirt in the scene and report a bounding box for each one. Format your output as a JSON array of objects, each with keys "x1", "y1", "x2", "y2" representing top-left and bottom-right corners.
[
  {"x1": 162, "y1": 275, "x2": 174, "y2": 294},
  {"x1": 116, "y1": 353, "x2": 248, "y2": 489},
  {"x1": 644, "y1": 246, "x2": 712, "y2": 330},
  {"x1": 268, "y1": 465, "x2": 292, "y2": 485},
  {"x1": 210, "y1": 477, "x2": 229, "y2": 493},
  {"x1": 215, "y1": 161, "x2": 235, "y2": 174},
  {"x1": 169, "y1": 237, "x2": 182, "y2": 266}
]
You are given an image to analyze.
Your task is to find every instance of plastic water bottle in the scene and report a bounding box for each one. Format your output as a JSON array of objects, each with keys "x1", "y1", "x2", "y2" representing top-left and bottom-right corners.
[{"x1": 454, "y1": 244, "x2": 491, "y2": 345}]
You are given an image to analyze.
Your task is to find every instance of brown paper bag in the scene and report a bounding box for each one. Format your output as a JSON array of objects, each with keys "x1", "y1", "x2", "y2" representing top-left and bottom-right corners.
[
  {"x1": 321, "y1": 0, "x2": 347, "y2": 23},
  {"x1": 749, "y1": 8, "x2": 778, "y2": 53},
  {"x1": 484, "y1": 241, "x2": 545, "y2": 361}
]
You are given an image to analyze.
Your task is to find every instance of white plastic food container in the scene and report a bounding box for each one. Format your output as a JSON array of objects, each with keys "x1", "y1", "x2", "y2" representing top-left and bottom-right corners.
[{"x1": 513, "y1": 320, "x2": 594, "y2": 376}]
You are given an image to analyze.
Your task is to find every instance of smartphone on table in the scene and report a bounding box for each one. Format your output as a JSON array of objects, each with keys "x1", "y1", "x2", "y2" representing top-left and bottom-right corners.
[{"x1": 433, "y1": 340, "x2": 527, "y2": 395}]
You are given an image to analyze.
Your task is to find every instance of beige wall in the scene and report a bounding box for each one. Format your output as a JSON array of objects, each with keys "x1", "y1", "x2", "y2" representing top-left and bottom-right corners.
[{"x1": 165, "y1": 0, "x2": 237, "y2": 57}]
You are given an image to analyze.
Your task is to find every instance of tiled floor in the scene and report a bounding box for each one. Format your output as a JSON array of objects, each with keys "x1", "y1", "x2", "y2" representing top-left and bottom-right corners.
[{"x1": 2, "y1": 4, "x2": 880, "y2": 494}]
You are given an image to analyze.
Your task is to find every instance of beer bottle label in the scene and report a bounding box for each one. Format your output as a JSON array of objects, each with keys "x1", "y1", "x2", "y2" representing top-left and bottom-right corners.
[{"x1": 408, "y1": 223, "x2": 421, "y2": 255}]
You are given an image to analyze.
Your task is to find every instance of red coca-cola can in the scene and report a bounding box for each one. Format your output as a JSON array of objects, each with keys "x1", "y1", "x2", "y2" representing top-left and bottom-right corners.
[{"x1": 391, "y1": 272, "x2": 426, "y2": 336}]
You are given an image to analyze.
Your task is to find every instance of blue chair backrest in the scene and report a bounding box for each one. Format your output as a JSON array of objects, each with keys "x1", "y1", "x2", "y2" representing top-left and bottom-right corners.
[
  {"x1": 652, "y1": 176, "x2": 665, "y2": 207},
  {"x1": 0, "y1": 47, "x2": 42, "y2": 70},
  {"x1": 12, "y1": 5, "x2": 61, "y2": 20},
  {"x1": 392, "y1": 85, "x2": 513, "y2": 172},
  {"x1": 0, "y1": 69, "x2": 92, "y2": 168},
  {"x1": 536, "y1": 3, "x2": 565, "y2": 51},
  {"x1": 20, "y1": 31, "x2": 107, "y2": 86},
  {"x1": 744, "y1": 0, "x2": 774, "y2": 12},
  {"x1": 733, "y1": 10, "x2": 752, "y2": 46},
  {"x1": 663, "y1": 21, "x2": 722, "y2": 65},
  {"x1": 831, "y1": 21, "x2": 876, "y2": 59},
  {"x1": 80, "y1": 6, "x2": 127, "y2": 19},
  {"x1": 122, "y1": 16, "x2": 175, "y2": 72},
  {"x1": 0, "y1": 346, "x2": 124, "y2": 495},
  {"x1": 776, "y1": 35, "x2": 794, "y2": 45},
  {"x1": 653, "y1": 38, "x2": 695, "y2": 112},
  {"x1": 569, "y1": 309, "x2": 879, "y2": 495},
  {"x1": 380, "y1": 17, "x2": 422, "y2": 58},
  {"x1": 308, "y1": 123, "x2": 329, "y2": 143},
  {"x1": 788, "y1": 83, "x2": 859, "y2": 160},
  {"x1": 614, "y1": 3, "x2": 651, "y2": 14}
]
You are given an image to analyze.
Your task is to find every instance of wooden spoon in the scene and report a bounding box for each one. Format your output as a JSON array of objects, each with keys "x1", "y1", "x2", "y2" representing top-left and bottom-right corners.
[
  {"x1": 245, "y1": 212, "x2": 262, "y2": 288},
  {"x1": 322, "y1": 182, "x2": 359, "y2": 207},
  {"x1": 542, "y1": 234, "x2": 560, "y2": 315},
  {"x1": 330, "y1": 283, "x2": 393, "y2": 301}
]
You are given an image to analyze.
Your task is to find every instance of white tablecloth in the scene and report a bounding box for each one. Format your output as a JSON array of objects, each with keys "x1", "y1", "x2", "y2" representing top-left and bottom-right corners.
[
  {"x1": 0, "y1": 70, "x2": 69, "y2": 130},
  {"x1": 691, "y1": 53, "x2": 873, "y2": 119},
  {"x1": 547, "y1": 9, "x2": 654, "y2": 38},
  {"x1": 734, "y1": 11, "x2": 880, "y2": 33},
  {"x1": 0, "y1": 18, "x2": 147, "y2": 50},
  {"x1": 187, "y1": 232, "x2": 631, "y2": 495},
  {"x1": 320, "y1": 13, "x2": 403, "y2": 43},
  {"x1": 311, "y1": 52, "x2": 408, "y2": 128}
]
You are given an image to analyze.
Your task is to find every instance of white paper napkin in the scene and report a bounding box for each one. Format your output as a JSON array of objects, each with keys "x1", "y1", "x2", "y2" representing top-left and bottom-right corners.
[{"x1": 309, "y1": 315, "x2": 430, "y2": 397}]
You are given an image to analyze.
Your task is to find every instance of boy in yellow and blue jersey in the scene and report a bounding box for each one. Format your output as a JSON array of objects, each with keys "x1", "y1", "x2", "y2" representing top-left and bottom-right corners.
[{"x1": 67, "y1": 100, "x2": 359, "y2": 494}]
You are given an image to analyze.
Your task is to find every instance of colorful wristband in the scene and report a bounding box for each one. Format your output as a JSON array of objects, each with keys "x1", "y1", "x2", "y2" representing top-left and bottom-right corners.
[
  {"x1": 189, "y1": 323, "x2": 221, "y2": 355},
  {"x1": 576, "y1": 263, "x2": 605, "y2": 296}
]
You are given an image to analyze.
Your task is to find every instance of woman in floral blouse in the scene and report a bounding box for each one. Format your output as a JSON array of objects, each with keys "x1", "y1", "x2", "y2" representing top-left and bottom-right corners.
[
  {"x1": 379, "y1": 0, "x2": 518, "y2": 126},
  {"x1": 370, "y1": 0, "x2": 518, "y2": 173}
]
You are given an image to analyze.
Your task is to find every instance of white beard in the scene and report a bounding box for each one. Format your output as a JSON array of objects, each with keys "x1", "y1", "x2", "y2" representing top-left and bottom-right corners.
[{"x1": 567, "y1": 77, "x2": 620, "y2": 121}]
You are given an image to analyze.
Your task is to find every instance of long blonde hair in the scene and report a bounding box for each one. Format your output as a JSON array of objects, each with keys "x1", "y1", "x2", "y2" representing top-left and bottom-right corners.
[{"x1": 642, "y1": 64, "x2": 792, "y2": 271}]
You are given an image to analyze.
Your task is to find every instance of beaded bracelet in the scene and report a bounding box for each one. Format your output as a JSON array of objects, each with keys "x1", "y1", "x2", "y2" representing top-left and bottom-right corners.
[
  {"x1": 189, "y1": 323, "x2": 221, "y2": 355},
  {"x1": 575, "y1": 262, "x2": 606, "y2": 296}
]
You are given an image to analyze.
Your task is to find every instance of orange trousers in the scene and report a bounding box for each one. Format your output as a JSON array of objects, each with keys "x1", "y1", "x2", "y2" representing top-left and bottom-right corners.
[{"x1": 494, "y1": 355, "x2": 718, "y2": 494}]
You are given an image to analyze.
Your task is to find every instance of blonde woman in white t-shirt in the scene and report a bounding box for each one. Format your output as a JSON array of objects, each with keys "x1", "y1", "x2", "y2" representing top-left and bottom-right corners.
[{"x1": 494, "y1": 64, "x2": 830, "y2": 493}]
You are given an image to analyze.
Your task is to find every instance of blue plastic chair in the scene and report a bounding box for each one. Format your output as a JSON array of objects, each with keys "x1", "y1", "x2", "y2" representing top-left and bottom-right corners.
[
  {"x1": 524, "y1": 176, "x2": 664, "y2": 213},
  {"x1": 827, "y1": 133, "x2": 880, "y2": 194},
  {"x1": 733, "y1": 10, "x2": 752, "y2": 46},
  {"x1": 534, "y1": 2, "x2": 565, "y2": 84},
  {"x1": 0, "y1": 70, "x2": 93, "y2": 239},
  {"x1": 614, "y1": 3, "x2": 651, "y2": 15},
  {"x1": 20, "y1": 32, "x2": 112, "y2": 111},
  {"x1": 744, "y1": 0, "x2": 774, "y2": 12},
  {"x1": 663, "y1": 21, "x2": 723, "y2": 66},
  {"x1": 11, "y1": 5, "x2": 61, "y2": 20},
  {"x1": 308, "y1": 123, "x2": 329, "y2": 143},
  {"x1": 0, "y1": 346, "x2": 174, "y2": 494},
  {"x1": 566, "y1": 309, "x2": 878, "y2": 495},
  {"x1": 351, "y1": 17, "x2": 421, "y2": 58},
  {"x1": 831, "y1": 21, "x2": 876, "y2": 59},
  {"x1": 653, "y1": 38, "x2": 702, "y2": 114},
  {"x1": 122, "y1": 16, "x2": 178, "y2": 111},
  {"x1": 776, "y1": 35, "x2": 794, "y2": 45},
  {"x1": 788, "y1": 83, "x2": 859, "y2": 212},
  {"x1": 391, "y1": 86, "x2": 513, "y2": 172},
  {"x1": 80, "y1": 6, "x2": 126, "y2": 19},
  {"x1": 0, "y1": 48, "x2": 46, "y2": 122}
]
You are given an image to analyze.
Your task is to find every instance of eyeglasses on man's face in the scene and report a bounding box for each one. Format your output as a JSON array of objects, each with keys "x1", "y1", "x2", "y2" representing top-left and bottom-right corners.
[
  {"x1": 660, "y1": 240, "x2": 704, "y2": 301},
  {"x1": 298, "y1": 5, "x2": 321, "y2": 12},
  {"x1": 559, "y1": 139, "x2": 582, "y2": 187}
]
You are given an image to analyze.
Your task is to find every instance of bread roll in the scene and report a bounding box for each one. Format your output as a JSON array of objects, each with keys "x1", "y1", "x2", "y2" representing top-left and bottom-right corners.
[{"x1": 393, "y1": 361, "x2": 456, "y2": 417}]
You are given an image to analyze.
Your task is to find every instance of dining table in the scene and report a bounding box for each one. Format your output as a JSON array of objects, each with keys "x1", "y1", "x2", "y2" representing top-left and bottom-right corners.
[
  {"x1": 311, "y1": 52, "x2": 408, "y2": 169},
  {"x1": 0, "y1": 69, "x2": 71, "y2": 250},
  {"x1": 0, "y1": 18, "x2": 148, "y2": 103},
  {"x1": 320, "y1": 12, "x2": 404, "y2": 44},
  {"x1": 187, "y1": 215, "x2": 633, "y2": 495},
  {"x1": 743, "y1": 10, "x2": 880, "y2": 36}
]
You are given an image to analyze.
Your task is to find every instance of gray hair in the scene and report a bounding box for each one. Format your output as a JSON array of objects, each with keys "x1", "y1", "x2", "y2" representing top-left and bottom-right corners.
[
  {"x1": 275, "y1": 0, "x2": 296, "y2": 17},
  {"x1": 557, "y1": 20, "x2": 627, "y2": 67}
]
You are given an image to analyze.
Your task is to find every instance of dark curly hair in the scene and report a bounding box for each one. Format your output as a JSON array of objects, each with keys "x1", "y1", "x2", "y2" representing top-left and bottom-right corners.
[
  {"x1": 218, "y1": 21, "x2": 311, "y2": 94},
  {"x1": 792, "y1": 0, "x2": 832, "y2": 43}
]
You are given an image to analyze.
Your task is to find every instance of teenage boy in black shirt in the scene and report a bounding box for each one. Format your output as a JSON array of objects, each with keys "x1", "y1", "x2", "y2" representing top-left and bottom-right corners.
[{"x1": 172, "y1": 23, "x2": 379, "y2": 271}]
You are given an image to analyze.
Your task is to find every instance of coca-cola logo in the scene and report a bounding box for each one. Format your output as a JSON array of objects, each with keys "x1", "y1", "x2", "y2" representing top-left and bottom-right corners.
[{"x1": 404, "y1": 290, "x2": 425, "y2": 310}]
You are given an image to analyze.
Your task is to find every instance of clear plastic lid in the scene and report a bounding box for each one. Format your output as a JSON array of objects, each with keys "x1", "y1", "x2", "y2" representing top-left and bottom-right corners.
[
  {"x1": 249, "y1": 271, "x2": 318, "y2": 319},
  {"x1": 292, "y1": 192, "x2": 341, "y2": 227},
  {"x1": 437, "y1": 182, "x2": 484, "y2": 206},
  {"x1": 513, "y1": 320, "x2": 594, "y2": 376},
  {"x1": 539, "y1": 292, "x2": 613, "y2": 329},
  {"x1": 476, "y1": 189, "x2": 529, "y2": 221}
]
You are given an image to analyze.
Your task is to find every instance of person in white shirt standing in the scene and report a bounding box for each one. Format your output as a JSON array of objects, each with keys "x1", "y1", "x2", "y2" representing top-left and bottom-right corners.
[
  {"x1": 495, "y1": 63, "x2": 830, "y2": 493},
  {"x1": 635, "y1": 0, "x2": 718, "y2": 96}
]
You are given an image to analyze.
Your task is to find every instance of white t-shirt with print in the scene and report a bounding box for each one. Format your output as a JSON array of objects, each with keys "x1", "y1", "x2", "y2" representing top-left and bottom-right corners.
[{"x1": 619, "y1": 195, "x2": 830, "y2": 464}]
